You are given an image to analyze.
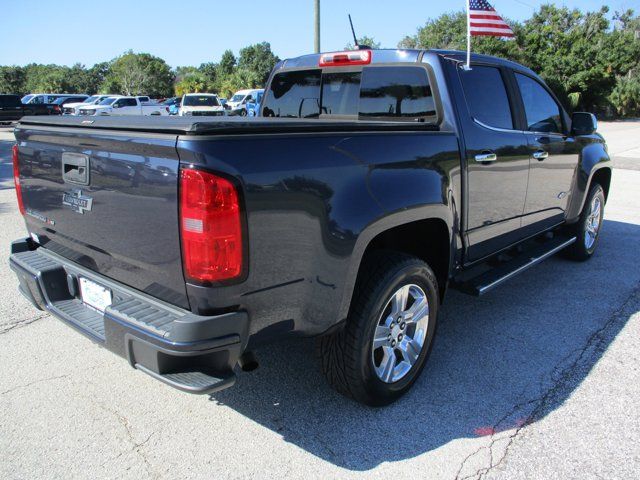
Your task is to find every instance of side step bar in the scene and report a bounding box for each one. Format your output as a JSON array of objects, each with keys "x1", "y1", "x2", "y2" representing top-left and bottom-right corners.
[{"x1": 454, "y1": 236, "x2": 577, "y2": 296}]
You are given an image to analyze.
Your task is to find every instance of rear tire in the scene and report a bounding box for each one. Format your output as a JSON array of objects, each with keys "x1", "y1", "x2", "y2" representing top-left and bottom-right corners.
[
  {"x1": 564, "y1": 183, "x2": 605, "y2": 261},
  {"x1": 317, "y1": 252, "x2": 439, "y2": 406}
]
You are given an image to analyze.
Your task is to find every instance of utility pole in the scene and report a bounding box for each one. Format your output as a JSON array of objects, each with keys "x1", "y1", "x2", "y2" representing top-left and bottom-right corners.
[{"x1": 314, "y1": 0, "x2": 320, "y2": 53}]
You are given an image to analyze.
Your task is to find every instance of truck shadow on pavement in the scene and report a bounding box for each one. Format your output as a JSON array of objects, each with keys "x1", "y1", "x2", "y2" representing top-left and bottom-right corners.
[{"x1": 210, "y1": 219, "x2": 640, "y2": 470}]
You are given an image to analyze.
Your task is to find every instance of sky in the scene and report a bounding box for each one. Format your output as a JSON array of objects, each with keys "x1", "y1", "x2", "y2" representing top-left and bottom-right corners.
[{"x1": 2, "y1": 0, "x2": 639, "y2": 68}]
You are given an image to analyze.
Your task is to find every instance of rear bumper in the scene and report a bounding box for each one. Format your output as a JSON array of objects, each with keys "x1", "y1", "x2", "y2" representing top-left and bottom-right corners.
[{"x1": 9, "y1": 238, "x2": 248, "y2": 394}]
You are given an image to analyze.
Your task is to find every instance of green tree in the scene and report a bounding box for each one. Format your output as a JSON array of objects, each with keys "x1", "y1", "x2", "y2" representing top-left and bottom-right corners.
[
  {"x1": 0, "y1": 66, "x2": 26, "y2": 94},
  {"x1": 85, "y1": 62, "x2": 111, "y2": 93},
  {"x1": 345, "y1": 36, "x2": 381, "y2": 50},
  {"x1": 66, "y1": 63, "x2": 90, "y2": 93},
  {"x1": 23, "y1": 64, "x2": 71, "y2": 93},
  {"x1": 610, "y1": 69, "x2": 640, "y2": 116},
  {"x1": 399, "y1": 11, "x2": 522, "y2": 61},
  {"x1": 174, "y1": 71, "x2": 213, "y2": 96},
  {"x1": 237, "y1": 42, "x2": 279, "y2": 86},
  {"x1": 400, "y1": 6, "x2": 640, "y2": 114},
  {"x1": 104, "y1": 51, "x2": 174, "y2": 97},
  {"x1": 199, "y1": 62, "x2": 217, "y2": 85},
  {"x1": 218, "y1": 50, "x2": 237, "y2": 77}
]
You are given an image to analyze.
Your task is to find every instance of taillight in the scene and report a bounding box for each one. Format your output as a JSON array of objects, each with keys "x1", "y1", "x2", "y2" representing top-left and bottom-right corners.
[
  {"x1": 12, "y1": 145, "x2": 25, "y2": 216},
  {"x1": 52, "y1": 105, "x2": 61, "y2": 114},
  {"x1": 179, "y1": 167, "x2": 243, "y2": 283},
  {"x1": 319, "y1": 50, "x2": 372, "y2": 67}
]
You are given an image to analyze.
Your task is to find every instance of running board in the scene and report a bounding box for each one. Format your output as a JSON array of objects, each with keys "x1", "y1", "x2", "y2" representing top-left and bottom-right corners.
[{"x1": 454, "y1": 236, "x2": 577, "y2": 296}]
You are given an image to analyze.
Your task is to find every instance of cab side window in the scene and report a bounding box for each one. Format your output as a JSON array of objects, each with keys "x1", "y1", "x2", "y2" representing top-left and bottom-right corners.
[
  {"x1": 515, "y1": 73, "x2": 563, "y2": 134},
  {"x1": 459, "y1": 66, "x2": 514, "y2": 130}
]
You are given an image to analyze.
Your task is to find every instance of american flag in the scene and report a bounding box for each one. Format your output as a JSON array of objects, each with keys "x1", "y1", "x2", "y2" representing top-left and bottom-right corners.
[{"x1": 469, "y1": 0, "x2": 515, "y2": 38}]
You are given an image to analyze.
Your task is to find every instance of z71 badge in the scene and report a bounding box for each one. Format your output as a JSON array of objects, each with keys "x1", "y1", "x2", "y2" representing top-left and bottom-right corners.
[{"x1": 62, "y1": 189, "x2": 93, "y2": 214}]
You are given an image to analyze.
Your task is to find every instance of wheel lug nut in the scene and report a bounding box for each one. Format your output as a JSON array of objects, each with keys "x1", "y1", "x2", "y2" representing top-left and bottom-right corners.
[
  {"x1": 400, "y1": 322, "x2": 406, "y2": 330},
  {"x1": 398, "y1": 334, "x2": 403, "y2": 341}
]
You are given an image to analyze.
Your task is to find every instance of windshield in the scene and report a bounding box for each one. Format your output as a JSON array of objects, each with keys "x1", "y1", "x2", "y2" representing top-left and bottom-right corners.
[
  {"x1": 183, "y1": 95, "x2": 219, "y2": 107},
  {"x1": 83, "y1": 95, "x2": 100, "y2": 103},
  {"x1": 98, "y1": 97, "x2": 118, "y2": 106},
  {"x1": 21, "y1": 95, "x2": 34, "y2": 103},
  {"x1": 230, "y1": 94, "x2": 246, "y2": 103}
]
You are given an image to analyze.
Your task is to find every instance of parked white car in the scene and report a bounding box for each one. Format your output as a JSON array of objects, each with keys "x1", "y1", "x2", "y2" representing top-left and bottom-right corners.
[
  {"x1": 78, "y1": 96, "x2": 168, "y2": 116},
  {"x1": 227, "y1": 89, "x2": 262, "y2": 116},
  {"x1": 62, "y1": 95, "x2": 122, "y2": 115},
  {"x1": 179, "y1": 93, "x2": 226, "y2": 117}
]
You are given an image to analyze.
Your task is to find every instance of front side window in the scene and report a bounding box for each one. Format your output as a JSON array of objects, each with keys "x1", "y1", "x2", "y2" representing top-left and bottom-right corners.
[
  {"x1": 460, "y1": 66, "x2": 513, "y2": 130},
  {"x1": 515, "y1": 73, "x2": 563, "y2": 134},
  {"x1": 359, "y1": 66, "x2": 435, "y2": 120},
  {"x1": 263, "y1": 70, "x2": 321, "y2": 118}
]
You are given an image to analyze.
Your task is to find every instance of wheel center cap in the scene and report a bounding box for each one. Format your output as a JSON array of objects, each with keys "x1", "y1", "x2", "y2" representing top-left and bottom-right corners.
[{"x1": 391, "y1": 325, "x2": 401, "y2": 339}]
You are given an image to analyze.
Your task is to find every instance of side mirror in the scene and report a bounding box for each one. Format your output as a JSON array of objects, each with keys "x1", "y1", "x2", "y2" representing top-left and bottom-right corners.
[
  {"x1": 571, "y1": 112, "x2": 597, "y2": 136},
  {"x1": 113, "y1": 103, "x2": 120, "y2": 108}
]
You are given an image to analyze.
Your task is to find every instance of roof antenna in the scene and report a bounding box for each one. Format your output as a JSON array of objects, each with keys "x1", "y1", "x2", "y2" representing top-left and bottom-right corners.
[{"x1": 348, "y1": 14, "x2": 370, "y2": 50}]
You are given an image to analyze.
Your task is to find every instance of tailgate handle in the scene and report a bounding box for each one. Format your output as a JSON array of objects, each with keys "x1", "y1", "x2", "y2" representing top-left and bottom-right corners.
[{"x1": 62, "y1": 152, "x2": 90, "y2": 185}]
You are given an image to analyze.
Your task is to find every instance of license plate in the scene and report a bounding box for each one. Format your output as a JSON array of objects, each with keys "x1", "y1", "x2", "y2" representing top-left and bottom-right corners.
[{"x1": 79, "y1": 277, "x2": 112, "y2": 313}]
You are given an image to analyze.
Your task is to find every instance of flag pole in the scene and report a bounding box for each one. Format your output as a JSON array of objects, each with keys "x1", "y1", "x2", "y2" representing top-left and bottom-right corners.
[{"x1": 465, "y1": 0, "x2": 472, "y2": 70}]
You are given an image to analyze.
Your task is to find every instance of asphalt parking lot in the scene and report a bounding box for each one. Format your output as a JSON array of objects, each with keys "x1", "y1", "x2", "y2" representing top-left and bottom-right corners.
[{"x1": 0, "y1": 122, "x2": 639, "y2": 479}]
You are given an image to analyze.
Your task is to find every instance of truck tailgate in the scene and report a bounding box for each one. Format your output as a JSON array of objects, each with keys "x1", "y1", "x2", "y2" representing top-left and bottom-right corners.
[{"x1": 14, "y1": 126, "x2": 189, "y2": 309}]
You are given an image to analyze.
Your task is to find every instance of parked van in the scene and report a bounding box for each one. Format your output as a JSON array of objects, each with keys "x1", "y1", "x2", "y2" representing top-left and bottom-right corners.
[{"x1": 227, "y1": 89, "x2": 263, "y2": 116}]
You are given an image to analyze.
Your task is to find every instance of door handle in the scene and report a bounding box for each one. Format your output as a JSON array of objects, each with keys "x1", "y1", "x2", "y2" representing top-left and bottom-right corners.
[
  {"x1": 474, "y1": 152, "x2": 497, "y2": 163},
  {"x1": 533, "y1": 150, "x2": 548, "y2": 161}
]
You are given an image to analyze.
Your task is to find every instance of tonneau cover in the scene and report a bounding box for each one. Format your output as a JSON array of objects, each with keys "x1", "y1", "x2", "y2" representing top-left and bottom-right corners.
[{"x1": 17, "y1": 115, "x2": 438, "y2": 135}]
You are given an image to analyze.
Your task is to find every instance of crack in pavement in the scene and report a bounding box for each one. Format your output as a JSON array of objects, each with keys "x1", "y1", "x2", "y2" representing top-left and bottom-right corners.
[
  {"x1": 0, "y1": 314, "x2": 48, "y2": 335},
  {"x1": 0, "y1": 364, "x2": 104, "y2": 396},
  {"x1": 86, "y1": 397, "x2": 158, "y2": 479},
  {"x1": 455, "y1": 283, "x2": 640, "y2": 480},
  {"x1": 0, "y1": 374, "x2": 70, "y2": 395}
]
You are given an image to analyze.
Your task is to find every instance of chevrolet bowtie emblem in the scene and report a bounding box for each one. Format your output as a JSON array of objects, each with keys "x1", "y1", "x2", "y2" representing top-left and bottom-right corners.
[{"x1": 62, "y1": 189, "x2": 93, "y2": 214}]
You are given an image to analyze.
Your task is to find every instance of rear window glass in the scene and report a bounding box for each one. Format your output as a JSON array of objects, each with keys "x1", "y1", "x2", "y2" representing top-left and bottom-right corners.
[
  {"x1": 263, "y1": 70, "x2": 321, "y2": 118},
  {"x1": 359, "y1": 67, "x2": 435, "y2": 120},
  {"x1": 263, "y1": 66, "x2": 436, "y2": 122},
  {"x1": 459, "y1": 66, "x2": 513, "y2": 130},
  {"x1": 321, "y1": 72, "x2": 361, "y2": 116}
]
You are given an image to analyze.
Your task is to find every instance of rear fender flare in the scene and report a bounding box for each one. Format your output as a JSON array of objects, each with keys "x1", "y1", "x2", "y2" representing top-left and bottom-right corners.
[{"x1": 337, "y1": 204, "x2": 454, "y2": 320}]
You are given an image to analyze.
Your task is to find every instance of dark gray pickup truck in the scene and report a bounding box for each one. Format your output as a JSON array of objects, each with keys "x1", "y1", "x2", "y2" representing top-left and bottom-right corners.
[{"x1": 10, "y1": 49, "x2": 611, "y2": 406}]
